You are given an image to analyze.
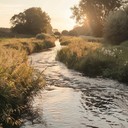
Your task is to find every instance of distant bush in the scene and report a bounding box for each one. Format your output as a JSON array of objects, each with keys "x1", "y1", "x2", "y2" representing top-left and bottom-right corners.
[
  {"x1": 61, "y1": 30, "x2": 69, "y2": 35},
  {"x1": 36, "y1": 33, "x2": 50, "y2": 40},
  {"x1": 68, "y1": 30, "x2": 78, "y2": 36},
  {"x1": 104, "y1": 7, "x2": 128, "y2": 45}
]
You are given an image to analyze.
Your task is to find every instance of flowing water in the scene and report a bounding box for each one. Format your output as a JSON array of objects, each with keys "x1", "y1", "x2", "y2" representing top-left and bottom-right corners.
[{"x1": 21, "y1": 40, "x2": 128, "y2": 128}]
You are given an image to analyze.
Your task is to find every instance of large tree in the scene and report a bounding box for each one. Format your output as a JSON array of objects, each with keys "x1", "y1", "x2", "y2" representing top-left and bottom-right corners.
[
  {"x1": 10, "y1": 7, "x2": 52, "y2": 35},
  {"x1": 71, "y1": 0, "x2": 128, "y2": 36}
]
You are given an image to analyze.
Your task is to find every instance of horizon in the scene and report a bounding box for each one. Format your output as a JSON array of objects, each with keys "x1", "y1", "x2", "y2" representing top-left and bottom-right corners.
[{"x1": 0, "y1": 0, "x2": 79, "y2": 32}]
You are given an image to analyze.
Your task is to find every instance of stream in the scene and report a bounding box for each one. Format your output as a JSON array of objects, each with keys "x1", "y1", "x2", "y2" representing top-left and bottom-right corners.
[{"x1": 21, "y1": 40, "x2": 128, "y2": 128}]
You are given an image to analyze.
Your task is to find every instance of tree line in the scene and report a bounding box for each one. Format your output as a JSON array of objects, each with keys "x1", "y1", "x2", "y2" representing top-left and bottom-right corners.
[{"x1": 10, "y1": 1, "x2": 128, "y2": 44}]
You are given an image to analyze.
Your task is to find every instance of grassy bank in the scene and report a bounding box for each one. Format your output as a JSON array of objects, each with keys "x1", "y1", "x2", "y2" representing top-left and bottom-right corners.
[
  {"x1": 0, "y1": 36, "x2": 55, "y2": 128},
  {"x1": 0, "y1": 37, "x2": 55, "y2": 54},
  {"x1": 57, "y1": 36, "x2": 128, "y2": 83},
  {"x1": 59, "y1": 36, "x2": 103, "y2": 45}
]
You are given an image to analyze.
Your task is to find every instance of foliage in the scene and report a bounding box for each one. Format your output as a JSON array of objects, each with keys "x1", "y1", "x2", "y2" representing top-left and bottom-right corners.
[
  {"x1": 10, "y1": 7, "x2": 52, "y2": 35},
  {"x1": 2, "y1": 37, "x2": 55, "y2": 54},
  {"x1": 71, "y1": 0, "x2": 127, "y2": 36},
  {"x1": 57, "y1": 48, "x2": 78, "y2": 68},
  {"x1": 59, "y1": 36, "x2": 73, "y2": 45},
  {"x1": 54, "y1": 31, "x2": 61, "y2": 36},
  {"x1": 36, "y1": 33, "x2": 51, "y2": 40},
  {"x1": 57, "y1": 37, "x2": 101, "y2": 66},
  {"x1": 72, "y1": 25, "x2": 90, "y2": 36},
  {"x1": 104, "y1": 6, "x2": 128, "y2": 44},
  {"x1": 0, "y1": 37, "x2": 56, "y2": 127},
  {"x1": 61, "y1": 30, "x2": 69, "y2": 36},
  {"x1": 57, "y1": 37, "x2": 128, "y2": 83},
  {"x1": 0, "y1": 48, "x2": 45, "y2": 128},
  {"x1": 68, "y1": 29, "x2": 78, "y2": 36}
]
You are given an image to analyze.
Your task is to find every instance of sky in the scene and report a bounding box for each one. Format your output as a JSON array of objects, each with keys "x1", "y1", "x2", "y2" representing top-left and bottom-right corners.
[{"x1": 0, "y1": 0, "x2": 79, "y2": 31}]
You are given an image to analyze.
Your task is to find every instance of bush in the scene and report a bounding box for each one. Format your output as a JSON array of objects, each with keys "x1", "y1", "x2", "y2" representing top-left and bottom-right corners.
[
  {"x1": 0, "y1": 48, "x2": 45, "y2": 127},
  {"x1": 36, "y1": 33, "x2": 50, "y2": 40},
  {"x1": 61, "y1": 30, "x2": 69, "y2": 35},
  {"x1": 68, "y1": 30, "x2": 78, "y2": 36},
  {"x1": 78, "y1": 48, "x2": 118, "y2": 77},
  {"x1": 104, "y1": 7, "x2": 128, "y2": 45},
  {"x1": 57, "y1": 48, "x2": 78, "y2": 68}
]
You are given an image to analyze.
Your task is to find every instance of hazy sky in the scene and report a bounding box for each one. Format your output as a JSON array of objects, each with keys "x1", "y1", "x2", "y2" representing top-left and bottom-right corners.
[{"x1": 0, "y1": 0, "x2": 79, "y2": 31}]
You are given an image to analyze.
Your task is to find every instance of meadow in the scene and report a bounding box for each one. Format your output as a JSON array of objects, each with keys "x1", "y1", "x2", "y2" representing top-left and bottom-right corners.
[
  {"x1": 57, "y1": 36, "x2": 128, "y2": 84},
  {"x1": 0, "y1": 35, "x2": 55, "y2": 128}
]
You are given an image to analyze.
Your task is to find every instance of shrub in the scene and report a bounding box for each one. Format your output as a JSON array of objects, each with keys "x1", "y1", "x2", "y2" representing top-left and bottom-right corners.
[
  {"x1": 36, "y1": 33, "x2": 50, "y2": 40},
  {"x1": 68, "y1": 29, "x2": 78, "y2": 36},
  {"x1": 104, "y1": 7, "x2": 128, "y2": 45},
  {"x1": 78, "y1": 48, "x2": 118, "y2": 77},
  {"x1": 61, "y1": 30, "x2": 69, "y2": 35}
]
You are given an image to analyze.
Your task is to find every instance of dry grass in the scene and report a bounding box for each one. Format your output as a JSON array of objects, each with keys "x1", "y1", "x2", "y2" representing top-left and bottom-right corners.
[
  {"x1": 0, "y1": 36, "x2": 56, "y2": 128},
  {"x1": 0, "y1": 37, "x2": 55, "y2": 54},
  {"x1": 57, "y1": 36, "x2": 128, "y2": 83},
  {"x1": 59, "y1": 36, "x2": 103, "y2": 45},
  {"x1": 67, "y1": 38, "x2": 102, "y2": 58}
]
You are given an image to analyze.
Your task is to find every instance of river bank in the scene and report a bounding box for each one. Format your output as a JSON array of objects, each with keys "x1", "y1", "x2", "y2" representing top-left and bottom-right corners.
[
  {"x1": 0, "y1": 36, "x2": 56, "y2": 128},
  {"x1": 57, "y1": 36, "x2": 128, "y2": 84}
]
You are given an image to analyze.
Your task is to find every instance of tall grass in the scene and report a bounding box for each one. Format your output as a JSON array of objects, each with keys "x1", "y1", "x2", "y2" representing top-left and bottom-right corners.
[
  {"x1": 57, "y1": 37, "x2": 101, "y2": 68},
  {"x1": 59, "y1": 36, "x2": 103, "y2": 45},
  {"x1": 0, "y1": 36, "x2": 55, "y2": 128},
  {"x1": 57, "y1": 37, "x2": 128, "y2": 83},
  {"x1": 1, "y1": 37, "x2": 55, "y2": 54}
]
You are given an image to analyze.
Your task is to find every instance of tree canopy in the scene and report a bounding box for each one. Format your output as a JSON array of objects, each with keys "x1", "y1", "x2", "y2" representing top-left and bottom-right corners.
[
  {"x1": 71, "y1": 0, "x2": 128, "y2": 36},
  {"x1": 104, "y1": 6, "x2": 128, "y2": 44},
  {"x1": 10, "y1": 7, "x2": 52, "y2": 35}
]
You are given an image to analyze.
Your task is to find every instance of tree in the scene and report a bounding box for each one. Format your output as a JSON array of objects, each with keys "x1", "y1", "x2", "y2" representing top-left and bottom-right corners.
[
  {"x1": 10, "y1": 7, "x2": 52, "y2": 35},
  {"x1": 71, "y1": 0, "x2": 127, "y2": 37},
  {"x1": 104, "y1": 6, "x2": 128, "y2": 44}
]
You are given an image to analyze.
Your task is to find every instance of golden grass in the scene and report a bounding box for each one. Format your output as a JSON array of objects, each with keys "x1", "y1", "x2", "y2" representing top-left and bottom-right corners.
[
  {"x1": 0, "y1": 37, "x2": 55, "y2": 54},
  {"x1": 64, "y1": 37, "x2": 102, "y2": 58},
  {"x1": 0, "y1": 36, "x2": 56, "y2": 127},
  {"x1": 57, "y1": 37, "x2": 128, "y2": 83}
]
